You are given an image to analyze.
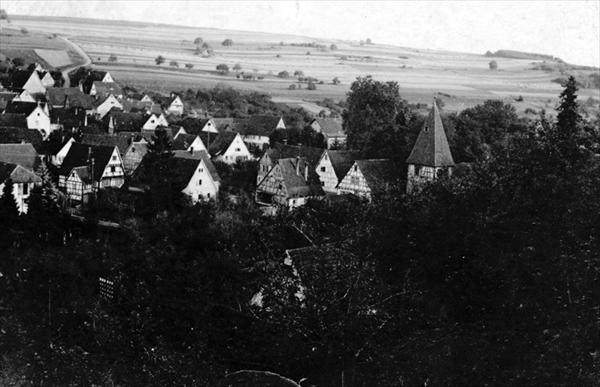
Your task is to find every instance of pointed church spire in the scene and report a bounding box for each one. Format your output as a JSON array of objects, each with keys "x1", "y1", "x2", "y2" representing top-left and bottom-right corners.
[{"x1": 406, "y1": 98, "x2": 454, "y2": 167}]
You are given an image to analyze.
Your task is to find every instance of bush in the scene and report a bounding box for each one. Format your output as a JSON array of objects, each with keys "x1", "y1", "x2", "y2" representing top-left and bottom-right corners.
[
  {"x1": 330, "y1": 44, "x2": 338, "y2": 51},
  {"x1": 185, "y1": 63, "x2": 194, "y2": 69},
  {"x1": 155, "y1": 55, "x2": 165, "y2": 65},
  {"x1": 108, "y1": 54, "x2": 117, "y2": 62},
  {"x1": 307, "y1": 82, "x2": 316, "y2": 90},
  {"x1": 194, "y1": 37, "x2": 203, "y2": 45},
  {"x1": 11, "y1": 57, "x2": 24, "y2": 67},
  {"x1": 233, "y1": 63, "x2": 242, "y2": 71},
  {"x1": 278, "y1": 71, "x2": 290, "y2": 78},
  {"x1": 170, "y1": 60, "x2": 179, "y2": 67},
  {"x1": 332, "y1": 77, "x2": 340, "y2": 85},
  {"x1": 20, "y1": 28, "x2": 28, "y2": 35},
  {"x1": 222, "y1": 39, "x2": 233, "y2": 46},
  {"x1": 489, "y1": 60, "x2": 498, "y2": 70},
  {"x1": 294, "y1": 70, "x2": 304, "y2": 77},
  {"x1": 216, "y1": 64, "x2": 229, "y2": 74},
  {"x1": 289, "y1": 84, "x2": 296, "y2": 90}
]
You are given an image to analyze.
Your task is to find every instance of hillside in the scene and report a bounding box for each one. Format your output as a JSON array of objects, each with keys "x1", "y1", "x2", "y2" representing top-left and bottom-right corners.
[{"x1": 3, "y1": 15, "x2": 599, "y2": 116}]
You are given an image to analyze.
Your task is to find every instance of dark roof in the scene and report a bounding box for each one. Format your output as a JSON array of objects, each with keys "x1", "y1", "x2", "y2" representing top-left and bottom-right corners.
[
  {"x1": 265, "y1": 143, "x2": 323, "y2": 168},
  {"x1": 132, "y1": 156, "x2": 201, "y2": 191},
  {"x1": 172, "y1": 134, "x2": 200, "y2": 151},
  {"x1": 81, "y1": 134, "x2": 130, "y2": 155},
  {"x1": 105, "y1": 111, "x2": 146, "y2": 132},
  {"x1": 406, "y1": 100, "x2": 455, "y2": 167},
  {"x1": 212, "y1": 117, "x2": 234, "y2": 131},
  {"x1": 177, "y1": 117, "x2": 211, "y2": 135},
  {"x1": 0, "y1": 127, "x2": 43, "y2": 151},
  {"x1": 60, "y1": 142, "x2": 116, "y2": 181},
  {"x1": 10, "y1": 70, "x2": 35, "y2": 90},
  {"x1": 0, "y1": 92, "x2": 18, "y2": 111},
  {"x1": 312, "y1": 118, "x2": 345, "y2": 137},
  {"x1": 140, "y1": 127, "x2": 174, "y2": 143},
  {"x1": 92, "y1": 81, "x2": 123, "y2": 97},
  {"x1": 355, "y1": 159, "x2": 399, "y2": 191},
  {"x1": 46, "y1": 87, "x2": 94, "y2": 109},
  {"x1": 0, "y1": 114, "x2": 28, "y2": 128},
  {"x1": 277, "y1": 157, "x2": 323, "y2": 198},
  {"x1": 232, "y1": 115, "x2": 283, "y2": 136},
  {"x1": 174, "y1": 150, "x2": 220, "y2": 183},
  {"x1": 4, "y1": 101, "x2": 40, "y2": 116},
  {"x1": 199, "y1": 131, "x2": 237, "y2": 156},
  {"x1": 326, "y1": 150, "x2": 362, "y2": 179},
  {"x1": 0, "y1": 143, "x2": 38, "y2": 170}
]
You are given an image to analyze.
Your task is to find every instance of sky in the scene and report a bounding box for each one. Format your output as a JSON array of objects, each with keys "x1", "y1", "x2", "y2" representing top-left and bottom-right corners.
[{"x1": 3, "y1": 0, "x2": 600, "y2": 67}]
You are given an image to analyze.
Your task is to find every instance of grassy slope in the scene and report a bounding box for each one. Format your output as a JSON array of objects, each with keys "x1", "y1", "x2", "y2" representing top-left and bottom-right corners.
[{"x1": 5, "y1": 15, "x2": 600, "y2": 115}]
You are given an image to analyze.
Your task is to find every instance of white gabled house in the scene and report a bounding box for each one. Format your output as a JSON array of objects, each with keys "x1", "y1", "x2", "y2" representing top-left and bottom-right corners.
[
  {"x1": 142, "y1": 113, "x2": 169, "y2": 130},
  {"x1": 26, "y1": 104, "x2": 52, "y2": 138},
  {"x1": 202, "y1": 132, "x2": 252, "y2": 165},
  {"x1": 20, "y1": 70, "x2": 46, "y2": 95},
  {"x1": 173, "y1": 133, "x2": 208, "y2": 154},
  {"x1": 95, "y1": 94, "x2": 123, "y2": 118},
  {"x1": 51, "y1": 137, "x2": 76, "y2": 166},
  {"x1": 13, "y1": 90, "x2": 36, "y2": 103},
  {"x1": 101, "y1": 71, "x2": 114, "y2": 83},
  {"x1": 336, "y1": 159, "x2": 398, "y2": 200},
  {"x1": 315, "y1": 150, "x2": 361, "y2": 193},
  {"x1": 167, "y1": 94, "x2": 184, "y2": 115},
  {"x1": 38, "y1": 71, "x2": 55, "y2": 88},
  {"x1": 141, "y1": 94, "x2": 153, "y2": 103},
  {"x1": 0, "y1": 162, "x2": 42, "y2": 213}
]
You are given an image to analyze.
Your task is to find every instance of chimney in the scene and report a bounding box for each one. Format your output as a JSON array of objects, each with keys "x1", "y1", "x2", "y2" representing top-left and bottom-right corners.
[
  {"x1": 84, "y1": 114, "x2": 88, "y2": 127},
  {"x1": 296, "y1": 156, "x2": 301, "y2": 176},
  {"x1": 304, "y1": 163, "x2": 309, "y2": 181},
  {"x1": 108, "y1": 115, "x2": 114, "y2": 134},
  {"x1": 189, "y1": 146, "x2": 194, "y2": 155}
]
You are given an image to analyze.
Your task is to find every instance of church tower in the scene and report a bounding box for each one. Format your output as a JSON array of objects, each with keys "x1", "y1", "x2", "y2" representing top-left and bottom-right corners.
[{"x1": 406, "y1": 98, "x2": 455, "y2": 193}]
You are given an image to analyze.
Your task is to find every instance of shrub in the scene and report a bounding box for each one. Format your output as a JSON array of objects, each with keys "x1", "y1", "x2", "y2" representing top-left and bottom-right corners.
[
  {"x1": 185, "y1": 63, "x2": 194, "y2": 69},
  {"x1": 366, "y1": 38, "x2": 373, "y2": 44},
  {"x1": 307, "y1": 82, "x2": 316, "y2": 90},
  {"x1": 11, "y1": 57, "x2": 24, "y2": 67},
  {"x1": 288, "y1": 84, "x2": 296, "y2": 90},
  {"x1": 515, "y1": 95, "x2": 524, "y2": 102},
  {"x1": 20, "y1": 28, "x2": 28, "y2": 35},
  {"x1": 306, "y1": 51, "x2": 311, "y2": 55},
  {"x1": 216, "y1": 64, "x2": 229, "y2": 74},
  {"x1": 233, "y1": 63, "x2": 242, "y2": 71},
  {"x1": 489, "y1": 60, "x2": 498, "y2": 70},
  {"x1": 222, "y1": 39, "x2": 234, "y2": 46},
  {"x1": 108, "y1": 54, "x2": 117, "y2": 62},
  {"x1": 170, "y1": 60, "x2": 179, "y2": 67},
  {"x1": 332, "y1": 77, "x2": 340, "y2": 85},
  {"x1": 294, "y1": 70, "x2": 304, "y2": 77},
  {"x1": 155, "y1": 55, "x2": 165, "y2": 65},
  {"x1": 330, "y1": 44, "x2": 338, "y2": 50},
  {"x1": 278, "y1": 71, "x2": 290, "y2": 78},
  {"x1": 194, "y1": 37, "x2": 203, "y2": 45}
]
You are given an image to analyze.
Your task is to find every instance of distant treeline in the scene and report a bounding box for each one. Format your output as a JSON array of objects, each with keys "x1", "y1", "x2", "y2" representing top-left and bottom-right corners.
[{"x1": 485, "y1": 49, "x2": 563, "y2": 62}]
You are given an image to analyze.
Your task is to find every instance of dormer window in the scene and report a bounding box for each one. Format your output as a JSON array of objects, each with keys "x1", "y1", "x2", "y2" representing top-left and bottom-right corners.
[{"x1": 424, "y1": 126, "x2": 429, "y2": 132}]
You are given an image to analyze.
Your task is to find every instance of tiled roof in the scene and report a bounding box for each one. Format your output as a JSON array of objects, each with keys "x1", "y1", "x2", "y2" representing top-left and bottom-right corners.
[
  {"x1": 10, "y1": 70, "x2": 35, "y2": 90},
  {"x1": 0, "y1": 143, "x2": 38, "y2": 170},
  {"x1": 92, "y1": 81, "x2": 123, "y2": 97},
  {"x1": 266, "y1": 143, "x2": 323, "y2": 169},
  {"x1": 81, "y1": 133, "x2": 130, "y2": 155},
  {"x1": 406, "y1": 100, "x2": 455, "y2": 167},
  {"x1": 326, "y1": 150, "x2": 361, "y2": 179},
  {"x1": 312, "y1": 118, "x2": 345, "y2": 137},
  {"x1": 105, "y1": 111, "x2": 146, "y2": 132},
  {"x1": 278, "y1": 157, "x2": 323, "y2": 198},
  {"x1": 172, "y1": 134, "x2": 199, "y2": 151},
  {"x1": 0, "y1": 161, "x2": 41, "y2": 184},
  {"x1": 0, "y1": 127, "x2": 43, "y2": 151},
  {"x1": 60, "y1": 142, "x2": 116, "y2": 182},
  {"x1": 4, "y1": 101, "x2": 40, "y2": 116},
  {"x1": 46, "y1": 87, "x2": 92, "y2": 109},
  {"x1": 0, "y1": 114, "x2": 28, "y2": 128},
  {"x1": 355, "y1": 159, "x2": 399, "y2": 192},
  {"x1": 231, "y1": 115, "x2": 283, "y2": 136},
  {"x1": 176, "y1": 117, "x2": 211, "y2": 135},
  {"x1": 174, "y1": 150, "x2": 220, "y2": 183},
  {"x1": 132, "y1": 155, "x2": 202, "y2": 192},
  {"x1": 199, "y1": 131, "x2": 237, "y2": 156}
]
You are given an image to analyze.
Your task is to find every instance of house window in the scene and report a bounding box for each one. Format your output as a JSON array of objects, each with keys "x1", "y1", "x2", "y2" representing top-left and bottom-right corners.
[
  {"x1": 320, "y1": 166, "x2": 326, "y2": 172},
  {"x1": 351, "y1": 176, "x2": 359, "y2": 185},
  {"x1": 110, "y1": 166, "x2": 116, "y2": 173},
  {"x1": 321, "y1": 181, "x2": 324, "y2": 186},
  {"x1": 199, "y1": 168, "x2": 204, "y2": 172},
  {"x1": 112, "y1": 156, "x2": 117, "y2": 161},
  {"x1": 22, "y1": 183, "x2": 28, "y2": 195},
  {"x1": 207, "y1": 193, "x2": 210, "y2": 198},
  {"x1": 198, "y1": 179, "x2": 202, "y2": 185},
  {"x1": 131, "y1": 147, "x2": 135, "y2": 153},
  {"x1": 354, "y1": 165, "x2": 357, "y2": 171},
  {"x1": 235, "y1": 148, "x2": 241, "y2": 152}
]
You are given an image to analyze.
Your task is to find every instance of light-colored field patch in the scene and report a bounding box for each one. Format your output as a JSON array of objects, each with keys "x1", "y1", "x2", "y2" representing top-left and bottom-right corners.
[{"x1": 34, "y1": 49, "x2": 72, "y2": 67}]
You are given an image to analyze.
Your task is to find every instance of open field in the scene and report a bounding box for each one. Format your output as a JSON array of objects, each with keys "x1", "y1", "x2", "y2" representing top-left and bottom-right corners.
[
  {"x1": 0, "y1": 26, "x2": 86, "y2": 69},
  {"x1": 5, "y1": 15, "x2": 600, "y2": 115}
]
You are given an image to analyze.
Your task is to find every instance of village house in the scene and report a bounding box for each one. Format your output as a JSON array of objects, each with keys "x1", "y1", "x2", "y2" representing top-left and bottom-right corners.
[
  {"x1": 200, "y1": 131, "x2": 251, "y2": 165},
  {"x1": 81, "y1": 133, "x2": 130, "y2": 157},
  {"x1": 46, "y1": 87, "x2": 94, "y2": 114},
  {"x1": 141, "y1": 94, "x2": 153, "y2": 103},
  {"x1": 0, "y1": 161, "x2": 42, "y2": 213},
  {"x1": 255, "y1": 156, "x2": 324, "y2": 209},
  {"x1": 90, "y1": 81, "x2": 123, "y2": 100},
  {"x1": 142, "y1": 113, "x2": 169, "y2": 130},
  {"x1": 10, "y1": 69, "x2": 46, "y2": 95},
  {"x1": 122, "y1": 139, "x2": 148, "y2": 175},
  {"x1": 105, "y1": 111, "x2": 146, "y2": 133},
  {"x1": 12, "y1": 90, "x2": 36, "y2": 103},
  {"x1": 38, "y1": 71, "x2": 56, "y2": 88},
  {"x1": 0, "y1": 143, "x2": 39, "y2": 170},
  {"x1": 95, "y1": 94, "x2": 124, "y2": 118},
  {"x1": 100, "y1": 71, "x2": 114, "y2": 83},
  {"x1": 405, "y1": 99, "x2": 455, "y2": 193},
  {"x1": 166, "y1": 94, "x2": 184, "y2": 115},
  {"x1": 50, "y1": 137, "x2": 75, "y2": 167},
  {"x1": 228, "y1": 115, "x2": 285, "y2": 151},
  {"x1": 337, "y1": 159, "x2": 398, "y2": 200},
  {"x1": 58, "y1": 143, "x2": 125, "y2": 202},
  {"x1": 309, "y1": 118, "x2": 347, "y2": 148},
  {"x1": 0, "y1": 127, "x2": 44, "y2": 153},
  {"x1": 132, "y1": 149, "x2": 221, "y2": 203},
  {"x1": 4, "y1": 101, "x2": 53, "y2": 138},
  {"x1": 256, "y1": 143, "x2": 323, "y2": 185},
  {"x1": 315, "y1": 150, "x2": 361, "y2": 193},
  {"x1": 173, "y1": 133, "x2": 208, "y2": 153}
]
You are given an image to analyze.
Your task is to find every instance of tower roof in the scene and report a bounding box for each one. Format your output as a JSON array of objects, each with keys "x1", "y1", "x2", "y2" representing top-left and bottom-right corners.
[{"x1": 406, "y1": 99, "x2": 455, "y2": 167}]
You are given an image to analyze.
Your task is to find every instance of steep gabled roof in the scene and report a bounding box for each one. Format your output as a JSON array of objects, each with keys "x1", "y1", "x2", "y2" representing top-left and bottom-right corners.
[
  {"x1": 4, "y1": 101, "x2": 40, "y2": 116},
  {"x1": 312, "y1": 118, "x2": 345, "y2": 137},
  {"x1": 132, "y1": 154, "x2": 214, "y2": 192},
  {"x1": 265, "y1": 143, "x2": 323, "y2": 168},
  {"x1": 0, "y1": 161, "x2": 41, "y2": 184},
  {"x1": 232, "y1": 115, "x2": 283, "y2": 136},
  {"x1": 174, "y1": 150, "x2": 221, "y2": 183},
  {"x1": 92, "y1": 81, "x2": 123, "y2": 97},
  {"x1": 81, "y1": 133, "x2": 130, "y2": 155},
  {"x1": 355, "y1": 159, "x2": 399, "y2": 192},
  {"x1": 0, "y1": 143, "x2": 38, "y2": 170},
  {"x1": 10, "y1": 70, "x2": 35, "y2": 90},
  {"x1": 0, "y1": 114, "x2": 28, "y2": 128},
  {"x1": 326, "y1": 150, "x2": 362, "y2": 179},
  {"x1": 211, "y1": 117, "x2": 233, "y2": 132},
  {"x1": 406, "y1": 100, "x2": 455, "y2": 167},
  {"x1": 277, "y1": 157, "x2": 323, "y2": 198},
  {"x1": 60, "y1": 142, "x2": 116, "y2": 181},
  {"x1": 199, "y1": 131, "x2": 237, "y2": 156},
  {"x1": 177, "y1": 117, "x2": 211, "y2": 135},
  {"x1": 105, "y1": 111, "x2": 146, "y2": 132},
  {"x1": 172, "y1": 134, "x2": 201, "y2": 151},
  {"x1": 0, "y1": 127, "x2": 44, "y2": 151}
]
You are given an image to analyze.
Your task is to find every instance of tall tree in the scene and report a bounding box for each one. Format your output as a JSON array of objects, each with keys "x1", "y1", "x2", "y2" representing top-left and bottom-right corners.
[
  {"x1": 0, "y1": 178, "x2": 20, "y2": 238},
  {"x1": 342, "y1": 76, "x2": 411, "y2": 158}
]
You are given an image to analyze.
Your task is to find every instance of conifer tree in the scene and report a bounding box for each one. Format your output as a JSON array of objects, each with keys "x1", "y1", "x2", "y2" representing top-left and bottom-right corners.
[{"x1": 0, "y1": 178, "x2": 20, "y2": 223}]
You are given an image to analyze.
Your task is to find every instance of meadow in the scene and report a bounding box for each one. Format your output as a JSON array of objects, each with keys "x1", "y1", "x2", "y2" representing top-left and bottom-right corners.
[{"x1": 4, "y1": 15, "x2": 599, "y2": 115}]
